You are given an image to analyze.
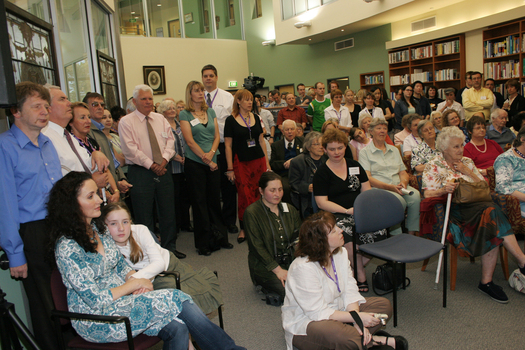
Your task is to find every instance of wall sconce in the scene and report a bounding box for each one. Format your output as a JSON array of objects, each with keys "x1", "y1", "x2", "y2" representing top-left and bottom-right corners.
[
  {"x1": 262, "y1": 40, "x2": 275, "y2": 46},
  {"x1": 294, "y1": 21, "x2": 312, "y2": 28}
]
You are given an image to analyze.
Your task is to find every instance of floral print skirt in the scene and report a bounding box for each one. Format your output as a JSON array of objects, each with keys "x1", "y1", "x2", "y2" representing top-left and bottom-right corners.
[{"x1": 334, "y1": 213, "x2": 388, "y2": 246}]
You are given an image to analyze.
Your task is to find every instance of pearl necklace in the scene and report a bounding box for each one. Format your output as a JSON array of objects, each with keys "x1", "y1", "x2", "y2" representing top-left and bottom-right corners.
[
  {"x1": 471, "y1": 139, "x2": 487, "y2": 154},
  {"x1": 514, "y1": 147, "x2": 525, "y2": 159}
]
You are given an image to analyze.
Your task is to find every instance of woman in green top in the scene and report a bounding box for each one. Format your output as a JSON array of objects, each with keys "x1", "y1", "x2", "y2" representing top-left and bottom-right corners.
[
  {"x1": 243, "y1": 172, "x2": 301, "y2": 302},
  {"x1": 180, "y1": 81, "x2": 232, "y2": 256}
]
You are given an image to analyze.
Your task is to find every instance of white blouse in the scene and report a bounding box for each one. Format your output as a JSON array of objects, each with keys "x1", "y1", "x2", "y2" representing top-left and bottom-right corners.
[
  {"x1": 324, "y1": 104, "x2": 353, "y2": 128},
  {"x1": 403, "y1": 134, "x2": 422, "y2": 155},
  {"x1": 282, "y1": 248, "x2": 366, "y2": 350}
]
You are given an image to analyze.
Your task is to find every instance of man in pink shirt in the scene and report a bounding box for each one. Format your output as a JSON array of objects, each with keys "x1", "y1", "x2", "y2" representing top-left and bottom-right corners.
[{"x1": 119, "y1": 84, "x2": 185, "y2": 259}]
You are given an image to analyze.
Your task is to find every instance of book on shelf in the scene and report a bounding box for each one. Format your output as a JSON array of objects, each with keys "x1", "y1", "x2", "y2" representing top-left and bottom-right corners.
[
  {"x1": 435, "y1": 40, "x2": 460, "y2": 55},
  {"x1": 389, "y1": 50, "x2": 409, "y2": 64},
  {"x1": 411, "y1": 45, "x2": 433, "y2": 60},
  {"x1": 522, "y1": 82, "x2": 525, "y2": 96},
  {"x1": 411, "y1": 69, "x2": 432, "y2": 82},
  {"x1": 434, "y1": 68, "x2": 459, "y2": 81},
  {"x1": 484, "y1": 35, "x2": 520, "y2": 58},
  {"x1": 390, "y1": 74, "x2": 410, "y2": 86},
  {"x1": 483, "y1": 60, "x2": 520, "y2": 79},
  {"x1": 364, "y1": 75, "x2": 384, "y2": 85}
]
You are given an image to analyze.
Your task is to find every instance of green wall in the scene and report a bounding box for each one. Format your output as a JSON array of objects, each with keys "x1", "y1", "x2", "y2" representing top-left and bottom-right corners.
[
  {"x1": 215, "y1": 0, "x2": 243, "y2": 40},
  {"x1": 242, "y1": 0, "x2": 391, "y2": 91}
]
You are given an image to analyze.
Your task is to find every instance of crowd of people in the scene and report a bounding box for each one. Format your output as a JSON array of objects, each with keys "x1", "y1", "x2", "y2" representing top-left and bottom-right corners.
[{"x1": 1, "y1": 67, "x2": 525, "y2": 349}]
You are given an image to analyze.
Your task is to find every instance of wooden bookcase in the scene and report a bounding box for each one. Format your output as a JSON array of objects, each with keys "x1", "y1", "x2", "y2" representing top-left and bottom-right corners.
[
  {"x1": 388, "y1": 34, "x2": 465, "y2": 99},
  {"x1": 359, "y1": 71, "x2": 385, "y2": 91},
  {"x1": 482, "y1": 19, "x2": 525, "y2": 97}
]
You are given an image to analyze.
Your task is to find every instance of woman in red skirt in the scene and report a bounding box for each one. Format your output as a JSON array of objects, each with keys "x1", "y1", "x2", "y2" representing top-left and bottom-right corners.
[{"x1": 224, "y1": 89, "x2": 271, "y2": 243}]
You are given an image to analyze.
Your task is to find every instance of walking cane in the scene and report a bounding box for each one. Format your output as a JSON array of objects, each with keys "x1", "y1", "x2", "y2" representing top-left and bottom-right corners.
[{"x1": 434, "y1": 192, "x2": 452, "y2": 288}]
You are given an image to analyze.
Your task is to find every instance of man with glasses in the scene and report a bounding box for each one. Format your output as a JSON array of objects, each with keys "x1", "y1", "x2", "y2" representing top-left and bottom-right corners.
[
  {"x1": 462, "y1": 71, "x2": 494, "y2": 121},
  {"x1": 83, "y1": 92, "x2": 132, "y2": 194},
  {"x1": 437, "y1": 88, "x2": 466, "y2": 126}
]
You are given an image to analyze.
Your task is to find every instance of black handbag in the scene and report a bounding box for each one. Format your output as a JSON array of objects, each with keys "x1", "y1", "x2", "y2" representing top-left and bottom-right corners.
[{"x1": 372, "y1": 263, "x2": 410, "y2": 296}]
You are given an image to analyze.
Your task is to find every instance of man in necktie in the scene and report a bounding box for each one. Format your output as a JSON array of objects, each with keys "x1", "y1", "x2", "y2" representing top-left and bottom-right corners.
[
  {"x1": 119, "y1": 84, "x2": 186, "y2": 259},
  {"x1": 201, "y1": 64, "x2": 239, "y2": 234}
]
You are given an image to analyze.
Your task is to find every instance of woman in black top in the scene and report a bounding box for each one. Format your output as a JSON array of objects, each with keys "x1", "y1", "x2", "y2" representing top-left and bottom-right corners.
[
  {"x1": 427, "y1": 85, "x2": 443, "y2": 111},
  {"x1": 225, "y1": 89, "x2": 271, "y2": 243},
  {"x1": 313, "y1": 129, "x2": 386, "y2": 292}
]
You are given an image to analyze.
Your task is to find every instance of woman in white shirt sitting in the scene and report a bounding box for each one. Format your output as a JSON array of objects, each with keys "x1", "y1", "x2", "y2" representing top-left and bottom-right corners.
[
  {"x1": 282, "y1": 211, "x2": 407, "y2": 350},
  {"x1": 402, "y1": 114, "x2": 423, "y2": 156}
]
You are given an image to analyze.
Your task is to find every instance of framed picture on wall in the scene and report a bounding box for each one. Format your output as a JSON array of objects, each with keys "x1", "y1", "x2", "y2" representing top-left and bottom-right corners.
[
  {"x1": 97, "y1": 51, "x2": 120, "y2": 108},
  {"x1": 143, "y1": 66, "x2": 166, "y2": 95}
]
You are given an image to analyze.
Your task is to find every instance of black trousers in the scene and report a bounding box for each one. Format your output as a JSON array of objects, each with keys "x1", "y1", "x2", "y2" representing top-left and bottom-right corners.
[
  {"x1": 19, "y1": 219, "x2": 59, "y2": 349},
  {"x1": 217, "y1": 142, "x2": 237, "y2": 226},
  {"x1": 127, "y1": 165, "x2": 178, "y2": 252},
  {"x1": 185, "y1": 159, "x2": 228, "y2": 249},
  {"x1": 172, "y1": 172, "x2": 192, "y2": 230}
]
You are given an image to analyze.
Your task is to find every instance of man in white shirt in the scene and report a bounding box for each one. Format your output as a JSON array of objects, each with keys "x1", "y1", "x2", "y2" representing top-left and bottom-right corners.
[
  {"x1": 437, "y1": 88, "x2": 466, "y2": 126},
  {"x1": 201, "y1": 64, "x2": 239, "y2": 233}
]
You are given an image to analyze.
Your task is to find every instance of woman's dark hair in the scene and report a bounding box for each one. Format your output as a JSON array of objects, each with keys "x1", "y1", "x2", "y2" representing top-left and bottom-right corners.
[
  {"x1": 47, "y1": 172, "x2": 103, "y2": 257},
  {"x1": 380, "y1": 87, "x2": 390, "y2": 102},
  {"x1": 295, "y1": 211, "x2": 340, "y2": 267},
  {"x1": 259, "y1": 172, "x2": 282, "y2": 190},
  {"x1": 110, "y1": 106, "x2": 126, "y2": 122},
  {"x1": 506, "y1": 78, "x2": 520, "y2": 91},
  {"x1": 513, "y1": 125, "x2": 525, "y2": 148},
  {"x1": 466, "y1": 115, "x2": 486, "y2": 136},
  {"x1": 349, "y1": 127, "x2": 363, "y2": 140},
  {"x1": 427, "y1": 85, "x2": 438, "y2": 96},
  {"x1": 401, "y1": 84, "x2": 417, "y2": 107},
  {"x1": 512, "y1": 111, "x2": 525, "y2": 133}
]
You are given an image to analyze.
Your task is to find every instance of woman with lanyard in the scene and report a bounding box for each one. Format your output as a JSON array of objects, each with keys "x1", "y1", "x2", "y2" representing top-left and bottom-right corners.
[
  {"x1": 68, "y1": 102, "x2": 120, "y2": 203},
  {"x1": 224, "y1": 89, "x2": 271, "y2": 244},
  {"x1": 324, "y1": 89, "x2": 352, "y2": 134},
  {"x1": 358, "y1": 92, "x2": 385, "y2": 121},
  {"x1": 243, "y1": 172, "x2": 301, "y2": 302},
  {"x1": 402, "y1": 114, "x2": 423, "y2": 156}
]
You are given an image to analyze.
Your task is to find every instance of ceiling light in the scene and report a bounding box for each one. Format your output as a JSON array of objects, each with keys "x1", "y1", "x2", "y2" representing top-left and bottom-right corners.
[
  {"x1": 262, "y1": 40, "x2": 275, "y2": 46},
  {"x1": 341, "y1": 29, "x2": 344, "y2": 31},
  {"x1": 131, "y1": 11, "x2": 135, "y2": 14},
  {"x1": 294, "y1": 21, "x2": 312, "y2": 29},
  {"x1": 309, "y1": 38, "x2": 312, "y2": 41}
]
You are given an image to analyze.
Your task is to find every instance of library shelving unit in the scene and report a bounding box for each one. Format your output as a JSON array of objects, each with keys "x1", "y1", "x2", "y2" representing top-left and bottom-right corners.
[
  {"x1": 482, "y1": 19, "x2": 525, "y2": 97},
  {"x1": 359, "y1": 71, "x2": 385, "y2": 91},
  {"x1": 388, "y1": 34, "x2": 465, "y2": 99}
]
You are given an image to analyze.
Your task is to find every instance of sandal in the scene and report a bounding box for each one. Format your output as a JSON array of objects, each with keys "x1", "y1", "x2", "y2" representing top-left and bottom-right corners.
[
  {"x1": 374, "y1": 330, "x2": 409, "y2": 350},
  {"x1": 357, "y1": 280, "x2": 369, "y2": 293}
]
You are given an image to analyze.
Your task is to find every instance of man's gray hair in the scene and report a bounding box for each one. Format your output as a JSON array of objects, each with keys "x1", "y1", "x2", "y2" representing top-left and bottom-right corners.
[
  {"x1": 368, "y1": 117, "x2": 388, "y2": 131},
  {"x1": 282, "y1": 119, "x2": 296, "y2": 129},
  {"x1": 491, "y1": 108, "x2": 506, "y2": 123},
  {"x1": 43, "y1": 83, "x2": 61, "y2": 92},
  {"x1": 436, "y1": 126, "x2": 465, "y2": 152},
  {"x1": 132, "y1": 84, "x2": 154, "y2": 99}
]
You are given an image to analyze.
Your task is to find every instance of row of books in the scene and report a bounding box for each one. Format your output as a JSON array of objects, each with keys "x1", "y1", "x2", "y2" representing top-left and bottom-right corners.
[
  {"x1": 389, "y1": 50, "x2": 410, "y2": 64},
  {"x1": 364, "y1": 75, "x2": 384, "y2": 85},
  {"x1": 434, "y1": 68, "x2": 459, "y2": 81},
  {"x1": 411, "y1": 45, "x2": 433, "y2": 60},
  {"x1": 435, "y1": 40, "x2": 460, "y2": 55},
  {"x1": 411, "y1": 69, "x2": 432, "y2": 82},
  {"x1": 390, "y1": 74, "x2": 410, "y2": 86},
  {"x1": 484, "y1": 35, "x2": 520, "y2": 58},
  {"x1": 483, "y1": 60, "x2": 520, "y2": 79}
]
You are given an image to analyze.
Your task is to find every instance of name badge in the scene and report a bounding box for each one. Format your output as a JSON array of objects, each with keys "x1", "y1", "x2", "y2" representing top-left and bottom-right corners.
[
  {"x1": 481, "y1": 96, "x2": 487, "y2": 100},
  {"x1": 349, "y1": 167, "x2": 360, "y2": 175},
  {"x1": 161, "y1": 132, "x2": 168, "y2": 138},
  {"x1": 282, "y1": 203, "x2": 289, "y2": 212},
  {"x1": 190, "y1": 118, "x2": 201, "y2": 127},
  {"x1": 247, "y1": 138, "x2": 256, "y2": 148}
]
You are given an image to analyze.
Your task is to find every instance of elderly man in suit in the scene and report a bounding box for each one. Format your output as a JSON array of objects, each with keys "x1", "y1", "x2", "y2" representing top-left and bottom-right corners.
[{"x1": 270, "y1": 119, "x2": 304, "y2": 203}]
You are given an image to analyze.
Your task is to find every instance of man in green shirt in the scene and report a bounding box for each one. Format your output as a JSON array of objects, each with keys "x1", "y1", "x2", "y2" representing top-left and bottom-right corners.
[{"x1": 307, "y1": 82, "x2": 331, "y2": 132}]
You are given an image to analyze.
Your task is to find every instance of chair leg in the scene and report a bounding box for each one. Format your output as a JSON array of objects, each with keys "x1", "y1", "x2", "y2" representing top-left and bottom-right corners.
[
  {"x1": 450, "y1": 245, "x2": 457, "y2": 291},
  {"x1": 421, "y1": 258, "x2": 429, "y2": 271},
  {"x1": 469, "y1": 257, "x2": 475, "y2": 263},
  {"x1": 499, "y1": 246, "x2": 509, "y2": 280},
  {"x1": 213, "y1": 271, "x2": 224, "y2": 330},
  {"x1": 443, "y1": 245, "x2": 447, "y2": 308},
  {"x1": 392, "y1": 262, "x2": 398, "y2": 327}
]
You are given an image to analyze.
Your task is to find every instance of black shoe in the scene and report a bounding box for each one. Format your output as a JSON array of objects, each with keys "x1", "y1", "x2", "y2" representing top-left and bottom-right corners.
[
  {"x1": 221, "y1": 242, "x2": 234, "y2": 249},
  {"x1": 227, "y1": 224, "x2": 239, "y2": 234},
  {"x1": 478, "y1": 281, "x2": 508, "y2": 303},
  {"x1": 173, "y1": 250, "x2": 187, "y2": 259},
  {"x1": 181, "y1": 225, "x2": 194, "y2": 232},
  {"x1": 237, "y1": 236, "x2": 246, "y2": 244},
  {"x1": 374, "y1": 330, "x2": 408, "y2": 350},
  {"x1": 196, "y1": 248, "x2": 211, "y2": 256},
  {"x1": 210, "y1": 244, "x2": 221, "y2": 252}
]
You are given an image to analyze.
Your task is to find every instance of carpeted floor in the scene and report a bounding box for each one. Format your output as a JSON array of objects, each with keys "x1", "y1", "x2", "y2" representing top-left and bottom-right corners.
[{"x1": 154, "y1": 231, "x2": 525, "y2": 350}]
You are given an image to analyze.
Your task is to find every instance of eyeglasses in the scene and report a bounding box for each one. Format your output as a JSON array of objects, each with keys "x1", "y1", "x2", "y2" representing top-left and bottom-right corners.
[
  {"x1": 91, "y1": 102, "x2": 106, "y2": 108},
  {"x1": 405, "y1": 89, "x2": 413, "y2": 92}
]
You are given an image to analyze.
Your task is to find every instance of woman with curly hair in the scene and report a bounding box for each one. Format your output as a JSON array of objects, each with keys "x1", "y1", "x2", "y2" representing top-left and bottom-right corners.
[
  {"x1": 47, "y1": 171, "x2": 245, "y2": 349},
  {"x1": 282, "y1": 211, "x2": 407, "y2": 350}
]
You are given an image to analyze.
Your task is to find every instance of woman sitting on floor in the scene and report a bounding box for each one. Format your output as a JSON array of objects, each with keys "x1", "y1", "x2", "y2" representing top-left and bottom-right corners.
[
  {"x1": 282, "y1": 211, "x2": 407, "y2": 350},
  {"x1": 423, "y1": 127, "x2": 525, "y2": 303},
  {"x1": 102, "y1": 201, "x2": 223, "y2": 315}
]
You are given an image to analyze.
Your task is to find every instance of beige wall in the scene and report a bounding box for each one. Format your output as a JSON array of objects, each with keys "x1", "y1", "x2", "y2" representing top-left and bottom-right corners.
[{"x1": 120, "y1": 36, "x2": 249, "y2": 103}]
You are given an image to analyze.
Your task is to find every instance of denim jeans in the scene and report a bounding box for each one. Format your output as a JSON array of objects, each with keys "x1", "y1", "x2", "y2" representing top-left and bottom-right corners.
[{"x1": 160, "y1": 300, "x2": 246, "y2": 350}]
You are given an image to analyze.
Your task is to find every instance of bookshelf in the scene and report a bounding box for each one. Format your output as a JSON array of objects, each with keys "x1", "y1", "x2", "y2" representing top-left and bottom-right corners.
[
  {"x1": 360, "y1": 71, "x2": 385, "y2": 90},
  {"x1": 482, "y1": 19, "x2": 525, "y2": 97},
  {"x1": 388, "y1": 34, "x2": 465, "y2": 99}
]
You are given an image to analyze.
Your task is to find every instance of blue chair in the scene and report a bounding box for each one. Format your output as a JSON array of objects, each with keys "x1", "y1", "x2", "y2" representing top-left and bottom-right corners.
[{"x1": 353, "y1": 189, "x2": 447, "y2": 327}]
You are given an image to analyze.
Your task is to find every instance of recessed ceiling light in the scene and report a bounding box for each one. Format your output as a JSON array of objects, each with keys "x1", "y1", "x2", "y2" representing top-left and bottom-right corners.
[
  {"x1": 341, "y1": 29, "x2": 344, "y2": 31},
  {"x1": 309, "y1": 38, "x2": 312, "y2": 41},
  {"x1": 131, "y1": 11, "x2": 135, "y2": 14},
  {"x1": 157, "y1": 3, "x2": 161, "y2": 6}
]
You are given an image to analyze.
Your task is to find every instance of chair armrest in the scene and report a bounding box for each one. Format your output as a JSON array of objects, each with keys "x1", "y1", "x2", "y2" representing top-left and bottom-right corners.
[{"x1": 158, "y1": 270, "x2": 181, "y2": 289}]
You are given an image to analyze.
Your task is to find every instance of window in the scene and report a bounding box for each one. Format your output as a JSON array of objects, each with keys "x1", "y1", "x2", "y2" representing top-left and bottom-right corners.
[
  {"x1": 255, "y1": 0, "x2": 262, "y2": 18},
  {"x1": 119, "y1": 0, "x2": 146, "y2": 36},
  {"x1": 281, "y1": 0, "x2": 337, "y2": 20},
  {"x1": 7, "y1": 0, "x2": 50, "y2": 22},
  {"x1": 91, "y1": 2, "x2": 113, "y2": 57}
]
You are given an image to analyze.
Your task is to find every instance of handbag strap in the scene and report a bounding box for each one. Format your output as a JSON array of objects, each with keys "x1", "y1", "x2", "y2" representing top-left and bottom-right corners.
[{"x1": 349, "y1": 311, "x2": 366, "y2": 350}]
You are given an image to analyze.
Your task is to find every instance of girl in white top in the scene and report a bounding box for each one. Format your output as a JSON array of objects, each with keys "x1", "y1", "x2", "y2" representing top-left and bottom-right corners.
[
  {"x1": 349, "y1": 127, "x2": 371, "y2": 161},
  {"x1": 358, "y1": 92, "x2": 385, "y2": 121},
  {"x1": 282, "y1": 211, "x2": 407, "y2": 350},
  {"x1": 102, "y1": 202, "x2": 223, "y2": 315},
  {"x1": 402, "y1": 115, "x2": 423, "y2": 156},
  {"x1": 324, "y1": 89, "x2": 352, "y2": 133}
]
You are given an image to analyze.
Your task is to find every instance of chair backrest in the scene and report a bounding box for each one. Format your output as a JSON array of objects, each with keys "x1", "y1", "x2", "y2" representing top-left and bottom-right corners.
[
  {"x1": 354, "y1": 189, "x2": 405, "y2": 233},
  {"x1": 51, "y1": 269, "x2": 71, "y2": 325}
]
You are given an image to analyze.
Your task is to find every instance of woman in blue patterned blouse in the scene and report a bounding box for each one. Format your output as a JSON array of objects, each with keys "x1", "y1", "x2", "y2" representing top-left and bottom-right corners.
[{"x1": 48, "y1": 171, "x2": 245, "y2": 350}]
